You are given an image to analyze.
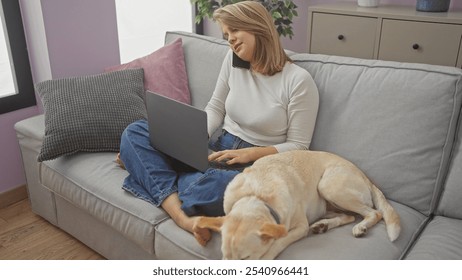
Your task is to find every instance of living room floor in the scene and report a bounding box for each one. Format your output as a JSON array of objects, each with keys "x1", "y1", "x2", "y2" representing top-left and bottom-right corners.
[{"x1": 0, "y1": 199, "x2": 105, "y2": 260}]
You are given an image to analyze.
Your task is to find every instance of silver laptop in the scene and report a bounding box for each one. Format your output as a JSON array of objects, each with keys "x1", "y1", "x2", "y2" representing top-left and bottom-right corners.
[
  {"x1": 146, "y1": 91, "x2": 252, "y2": 172},
  {"x1": 145, "y1": 90, "x2": 210, "y2": 172}
]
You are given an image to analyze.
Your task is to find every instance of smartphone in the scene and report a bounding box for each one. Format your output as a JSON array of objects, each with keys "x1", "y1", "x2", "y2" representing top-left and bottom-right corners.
[{"x1": 232, "y1": 52, "x2": 250, "y2": 69}]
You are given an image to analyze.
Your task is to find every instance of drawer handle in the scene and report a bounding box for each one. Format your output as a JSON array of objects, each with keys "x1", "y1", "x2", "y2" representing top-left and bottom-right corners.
[
  {"x1": 412, "y1": 43, "x2": 420, "y2": 50},
  {"x1": 337, "y1": 34, "x2": 345, "y2": 40}
]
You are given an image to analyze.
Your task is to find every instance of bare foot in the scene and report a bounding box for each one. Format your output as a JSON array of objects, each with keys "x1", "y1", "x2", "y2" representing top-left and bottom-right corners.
[{"x1": 116, "y1": 153, "x2": 125, "y2": 169}]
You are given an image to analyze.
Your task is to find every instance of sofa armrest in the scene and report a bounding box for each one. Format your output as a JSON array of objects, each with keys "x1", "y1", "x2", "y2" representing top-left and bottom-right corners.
[
  {"x1": 14, "y1": 114, "x2": 58, "y2": 224},
  {"x1": 15, "y1": 114, "x2": 45, "y2": 153}
]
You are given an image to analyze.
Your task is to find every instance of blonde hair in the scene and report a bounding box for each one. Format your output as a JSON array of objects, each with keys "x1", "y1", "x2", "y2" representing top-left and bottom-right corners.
[{"x1": 213, "y1": 1, "x2": 291, "y2": 76}]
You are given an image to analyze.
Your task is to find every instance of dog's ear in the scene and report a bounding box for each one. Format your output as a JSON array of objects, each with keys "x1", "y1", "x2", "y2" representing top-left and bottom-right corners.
[
  {"x1": 258, "y1": 224, "x2": 288, "y2": 242},
  {"x1": 194, "y1": 216, "x2": 225, "y2": 232}
]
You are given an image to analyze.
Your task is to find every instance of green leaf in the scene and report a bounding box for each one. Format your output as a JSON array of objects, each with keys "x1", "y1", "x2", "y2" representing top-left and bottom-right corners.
[
  {"x1": 192, "y1": 0, "x2": 298, "y2": 38},
  {"x1": 272, "y1": 11, "x2": 282, "y2": 19}
]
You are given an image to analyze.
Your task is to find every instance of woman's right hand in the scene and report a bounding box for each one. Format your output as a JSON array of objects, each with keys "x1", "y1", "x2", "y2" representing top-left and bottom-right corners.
[{"x1": 208, "y1": 146, "x2": 277, "y2": 165}]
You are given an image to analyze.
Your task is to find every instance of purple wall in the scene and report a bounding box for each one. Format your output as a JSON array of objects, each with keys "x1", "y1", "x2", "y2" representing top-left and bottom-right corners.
[
  {"x1": 41, "y1": 0, "x2": 120, "y2": 79},
  {"x1": 0, "y1": 0, "x2": 119, "y2": 195}
]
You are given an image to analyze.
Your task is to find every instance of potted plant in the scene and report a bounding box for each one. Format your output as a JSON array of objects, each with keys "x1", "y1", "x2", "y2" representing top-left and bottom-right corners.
[{"x1": 191, "y1": 0, "x2": 298, "y2": 38}]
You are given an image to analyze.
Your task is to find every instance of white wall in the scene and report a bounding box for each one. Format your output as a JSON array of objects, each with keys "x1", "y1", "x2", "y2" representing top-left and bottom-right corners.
[{"x1": 115, "y1": 0, "x2": 193, "y2": 63}]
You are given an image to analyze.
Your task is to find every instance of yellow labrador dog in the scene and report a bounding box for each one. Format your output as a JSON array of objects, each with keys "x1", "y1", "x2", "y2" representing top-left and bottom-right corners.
[{"x1": 194, "y1": 150, "x2": 401, "y2": 260}]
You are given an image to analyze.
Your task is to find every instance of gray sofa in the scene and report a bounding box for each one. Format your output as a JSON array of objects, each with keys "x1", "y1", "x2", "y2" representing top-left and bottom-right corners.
[{"x1": 15, "y1": 31, "x2": 462, "y2": 259}]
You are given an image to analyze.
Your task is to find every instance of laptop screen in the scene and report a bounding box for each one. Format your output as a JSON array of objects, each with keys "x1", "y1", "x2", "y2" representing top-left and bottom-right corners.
[{"x1": 145, "y1": 91, "x2": 210, "y2": 172}]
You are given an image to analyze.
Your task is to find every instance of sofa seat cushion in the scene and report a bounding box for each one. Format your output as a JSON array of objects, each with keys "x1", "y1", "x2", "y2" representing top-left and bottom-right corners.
[
  {"x1": 40, "y1": 152, "x2": 169, "y2": 255},
  {"x1": 292, "y1": 54, "x2": 462, "y2": 216},
  {"x1": 405, "y1": 216, "x2": 462, "y2": 259},
  {"x1": 155, "y1": 219, "x2": 223, "y2": 260},
  {"x1": 155, "y1": 201, "x2": 425, "y2": 259},
  {"x1": 437, "y1": 120, "x2": 462, "y2": 219}
]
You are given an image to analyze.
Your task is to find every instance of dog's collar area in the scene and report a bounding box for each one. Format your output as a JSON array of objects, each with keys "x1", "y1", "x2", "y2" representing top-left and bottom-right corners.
[{"x1": 265, "y1": 203, "x2": 281, "y2": 224}]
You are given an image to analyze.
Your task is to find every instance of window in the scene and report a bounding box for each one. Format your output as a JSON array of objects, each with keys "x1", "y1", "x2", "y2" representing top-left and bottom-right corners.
[
  {"x1": 0, "y1": 0, "x2": 35, "y2": 114},
  {"x1": 115, "y1": 0, "x2": 193, "y2": 63},
  {"x1": 0, "y1": 16, "x2": 15, "y2": 98}
]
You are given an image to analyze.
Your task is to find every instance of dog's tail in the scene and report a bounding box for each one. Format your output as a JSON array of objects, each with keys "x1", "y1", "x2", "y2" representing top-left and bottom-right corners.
[{"x1": 371, "y1": 184, "x2": 401, "y2": 242}]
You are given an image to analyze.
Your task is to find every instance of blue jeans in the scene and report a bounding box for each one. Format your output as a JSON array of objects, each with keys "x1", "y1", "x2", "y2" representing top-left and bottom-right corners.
[{"x1": 119, "y1": 120, "x2": 256, "y2": 217}]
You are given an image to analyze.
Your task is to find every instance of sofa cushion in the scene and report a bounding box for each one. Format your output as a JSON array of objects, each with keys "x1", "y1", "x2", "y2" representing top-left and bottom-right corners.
[
  {"x1": 40, "y1": 152, "x2": 169, "y2": 255},
  {"x1": 437, "y1": 118, "x2": 462, "y2": 219},
  {"x1": 155, "y1": 201, "x2": 426, "y2": 259},
  {"x1": 106, "y1": 38, "x2": 191, "y2": 104},
  {"x1": 292, "y1": 54, "x2": 462, "y2": 216},
  {"x1": 155, "y1": 219, "x2": 223, "y2": 260},
  {"x1": 405, "y1": 216, "x2": 462, "y2": 259},
  {"x1": 165, "y1": 32, "x2": 229, "y2": 109},
  {"x1": 35, "y1": 68, "x2": 146, "y2": 162}
]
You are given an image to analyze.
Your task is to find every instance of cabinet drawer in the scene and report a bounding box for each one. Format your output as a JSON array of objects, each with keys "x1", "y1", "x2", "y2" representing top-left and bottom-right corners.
[
  {"x1": 310, "y1": 13, "x2": 377, "y2": 59},
  {"x1": 378, "y1": 19, "x2": 462, "y2": 67}
]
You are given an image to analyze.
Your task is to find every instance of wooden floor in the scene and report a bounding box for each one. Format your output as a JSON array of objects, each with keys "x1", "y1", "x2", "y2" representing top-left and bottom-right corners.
[{"x1": 0, "y1": 199, "x2": 105, "y2": 260}]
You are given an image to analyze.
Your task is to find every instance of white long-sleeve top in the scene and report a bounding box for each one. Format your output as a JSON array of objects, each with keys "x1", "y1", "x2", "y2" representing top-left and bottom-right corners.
[{"x1": 205, "y1": 50, "x2": 319, "y2": 153}]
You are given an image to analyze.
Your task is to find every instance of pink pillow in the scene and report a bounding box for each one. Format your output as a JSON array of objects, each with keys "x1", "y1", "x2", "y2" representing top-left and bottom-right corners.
[{"x1": 106, "y1": 38, "x2": 191, "y2": 104}]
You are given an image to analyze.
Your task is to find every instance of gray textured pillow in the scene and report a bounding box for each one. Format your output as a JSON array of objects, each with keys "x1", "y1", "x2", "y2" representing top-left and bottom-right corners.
[{"x1": 36, "y1": 68, "x2": 146, "y2": 162}]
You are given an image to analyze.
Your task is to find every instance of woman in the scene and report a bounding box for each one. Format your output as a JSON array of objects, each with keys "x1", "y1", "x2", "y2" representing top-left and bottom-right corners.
[{"x1": 119, "y1": 1, "x2": 319, "y2": 245}]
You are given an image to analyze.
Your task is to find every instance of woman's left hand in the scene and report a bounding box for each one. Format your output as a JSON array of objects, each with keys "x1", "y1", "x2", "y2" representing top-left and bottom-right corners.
[{"x1": 208, "y1": 146, "x2": 277, "y2": 165}]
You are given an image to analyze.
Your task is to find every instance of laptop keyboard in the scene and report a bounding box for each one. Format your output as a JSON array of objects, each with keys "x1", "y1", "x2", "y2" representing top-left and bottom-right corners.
[{"x1": 208, "y1": 160, "x2": 252, "y2": 172}]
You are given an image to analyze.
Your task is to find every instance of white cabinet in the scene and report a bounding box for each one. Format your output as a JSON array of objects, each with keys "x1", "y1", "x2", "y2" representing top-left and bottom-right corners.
[
  {"x1": 310, "y1": 13, "x2": 378, "y2": 59},
  {"x1": 307, "y1": 3, "x2": 462, "y2": 67}
]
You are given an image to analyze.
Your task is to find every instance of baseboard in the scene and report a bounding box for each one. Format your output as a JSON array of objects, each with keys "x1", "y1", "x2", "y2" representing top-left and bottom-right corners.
[{"x1": 0, "y1": 185, "x2": 28, "y2": 209}]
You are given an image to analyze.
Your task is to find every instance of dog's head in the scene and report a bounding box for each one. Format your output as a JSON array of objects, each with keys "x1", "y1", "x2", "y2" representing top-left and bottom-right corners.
[{"x1": 195, "y1": 208, "x2": 287, "y2": 259}]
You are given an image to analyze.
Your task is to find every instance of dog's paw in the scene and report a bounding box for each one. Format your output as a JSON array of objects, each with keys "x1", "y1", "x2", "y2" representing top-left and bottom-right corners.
[
  {"x1": 193, "y1": 230, "x2": 211, "y2": 246},
  {"x1": 192, "y1": 219, "x2": 212, "y2": 246},
  {"x1": 352, "y1": 224, "x2": 368, "y2": 238},
  {"x1": 192, "y1": 227, "x2": 211, "y2": 246},
  {"x1": 311, "y1": 222, "x2": 328, "y2": 234}
]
